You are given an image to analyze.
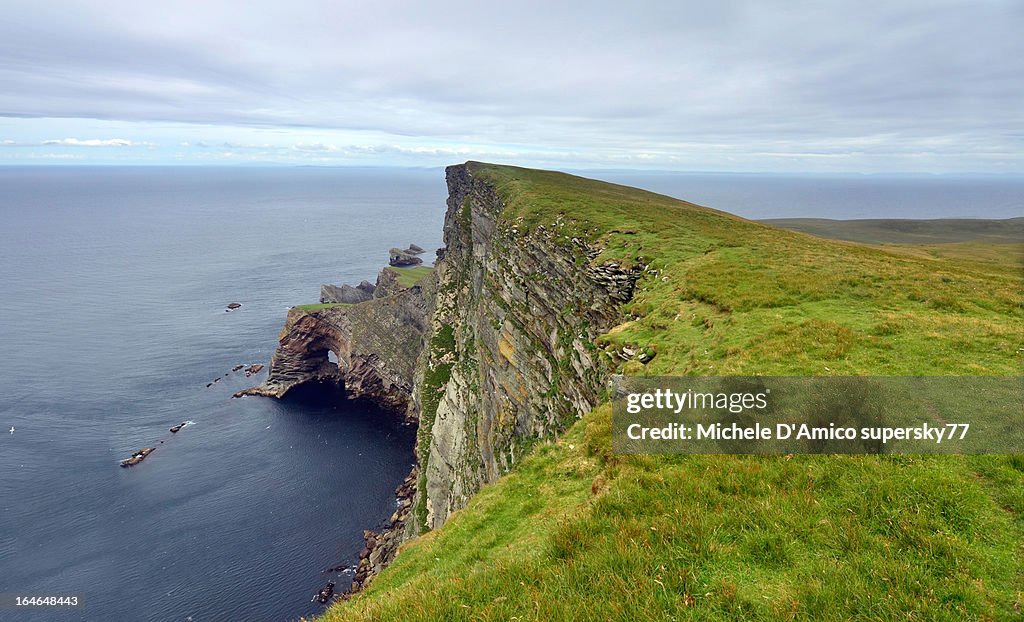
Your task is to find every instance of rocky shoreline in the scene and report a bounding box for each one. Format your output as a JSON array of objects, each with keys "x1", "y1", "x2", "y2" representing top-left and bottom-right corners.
[
  {"x1": 238, "y1": 247, "x2": 432, "y2": 600},
  {"x1": 348, "y1": 466, "x2": 418, "y2": 594}
]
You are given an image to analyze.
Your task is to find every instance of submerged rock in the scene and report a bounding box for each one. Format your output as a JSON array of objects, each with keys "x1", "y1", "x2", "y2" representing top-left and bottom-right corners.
[
  {"x1": 226, "y1": 302, "x2": 242, "y2": 311},
  {"x1": 316, "y1": 581, "x2": 335, "y2": 604},
  {"x1": 119, "y1": 447, "x2": 155, "y2": 467},
  {"x1": 349, "y1": 469, "x2": 418, "y2": 593}
]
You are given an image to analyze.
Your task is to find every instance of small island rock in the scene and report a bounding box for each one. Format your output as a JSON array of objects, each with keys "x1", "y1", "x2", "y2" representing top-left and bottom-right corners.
[{"x1": 389, "y1": 248, "x2": 423, "y2": 266}]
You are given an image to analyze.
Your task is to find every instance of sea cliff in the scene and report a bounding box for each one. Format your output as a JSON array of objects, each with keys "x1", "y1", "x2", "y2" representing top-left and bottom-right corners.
[
  {"x1": 238, "y1": 266, "x2": 430, "y2": 416},
  {"x1": 246, "y1": 161, "x2": 643, "y2": 584},
  {"x1": 247, "y1": 163, "x2": 1023, "y2": 620},
  {"x1": 417, "y1": 163, "x2": 642, "y2": 528}
]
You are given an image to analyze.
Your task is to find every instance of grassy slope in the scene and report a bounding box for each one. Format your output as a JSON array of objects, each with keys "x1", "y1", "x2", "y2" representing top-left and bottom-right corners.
[
  {"x1": 293, "y1": 302, "x2": 351, "y2": 312},
  {"x1": 763, "y1": 218, "x2": 1024, "y2": 271},
  {"x1": 761, "y1": 217, "x2": 1024, "y2": 246},
  {"x1": 384, "y1": 265, "x2": 435, "y2": 287},
  {"x1": 322, "y1": 164, "x2": 1023, "y2": 621}
]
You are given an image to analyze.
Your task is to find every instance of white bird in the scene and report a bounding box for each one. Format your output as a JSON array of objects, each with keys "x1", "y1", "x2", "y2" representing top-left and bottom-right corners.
[{"x1": 9, "y1": 427, "x2": 14, "y2": 434}]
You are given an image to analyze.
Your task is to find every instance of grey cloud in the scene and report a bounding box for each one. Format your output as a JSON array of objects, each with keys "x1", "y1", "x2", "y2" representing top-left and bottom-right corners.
[{"x1": 0, "y1": 0, "x2": 1020, "y2": 170}]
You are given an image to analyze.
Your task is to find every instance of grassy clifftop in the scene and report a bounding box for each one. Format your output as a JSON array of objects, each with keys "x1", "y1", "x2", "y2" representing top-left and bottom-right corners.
[
  {"x1": 469, "y1": 163, "x2": 1021, "y2": 377},
  {"x1": 321, "y1": 164, "x2": 1023, "y2": 621}
]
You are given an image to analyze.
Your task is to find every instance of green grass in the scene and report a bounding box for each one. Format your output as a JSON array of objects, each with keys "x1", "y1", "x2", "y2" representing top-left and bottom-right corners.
[
  {"x1": 761, "y1": 217, "x2": 1024, "y2": 245},
  {"x1": 294, "y1": 268, "x2": 433, "y2": 312},
  {"x1": 293, "y1": 302, "x2": 351, "y2": 312},
  {"x1": 326, "y1": 408, "x2": 1024, "y2": 621},
  {"x1": 320, "y1": 163, "x2": 1023, "y2": 621},
  {"x1": 385, "y1": 265, "x2": 434, "y2": 287},
  {"x1": 466, "y1": 163, "x2": 1021, "y2": 377}
]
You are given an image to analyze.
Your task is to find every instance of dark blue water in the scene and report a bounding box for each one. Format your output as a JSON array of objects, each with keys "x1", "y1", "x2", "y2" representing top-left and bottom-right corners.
[
  {"x1": 1, "y1": 166, "x2": 1020, "y2": 621},
  {"x1": 0, "y1": 166, "x2": 445, "y2": 621}
]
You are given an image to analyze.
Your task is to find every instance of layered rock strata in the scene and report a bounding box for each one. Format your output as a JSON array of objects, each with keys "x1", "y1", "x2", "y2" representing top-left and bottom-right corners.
[
  {"x1": 238, "y1": 274, "x2": 429, "y2": 416},
  {"x1": 248, "y1": 162, "x2": 642, "y2": 588},
  {"x1": 415, "y1": 163, "x2": 643, "y2": 528},
  {"x1": 320, "y1": 280, "x2": 376, "y2": 304},
  {"x1": 389, "y1": 247, "x2": 423, "y2": 266}
]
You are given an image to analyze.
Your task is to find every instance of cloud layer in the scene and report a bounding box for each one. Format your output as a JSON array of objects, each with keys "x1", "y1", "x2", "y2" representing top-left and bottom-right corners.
[
  {"x1": 0, "y1": 0, "x2": 1020, "y2": 170},
  {"x1": 40, "y1": 138, "x2": 155, "y2": 147}
]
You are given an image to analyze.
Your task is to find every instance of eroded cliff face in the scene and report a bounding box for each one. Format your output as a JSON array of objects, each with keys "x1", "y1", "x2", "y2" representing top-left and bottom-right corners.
[
  {"x1": 247, "y1": 162, "x2": 641, "y2": 586},
  {"x1": 415, "y1": 164, "x2": 642, "y2": 528},
  {"x1": 240, "y1": 276, "x2": 430, "y2": 416}
]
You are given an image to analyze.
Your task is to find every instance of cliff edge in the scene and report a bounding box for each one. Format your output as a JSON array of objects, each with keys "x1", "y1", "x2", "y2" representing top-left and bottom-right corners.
[{"x1": 416, "y1": 162, "x2": 644, "y2": 527}]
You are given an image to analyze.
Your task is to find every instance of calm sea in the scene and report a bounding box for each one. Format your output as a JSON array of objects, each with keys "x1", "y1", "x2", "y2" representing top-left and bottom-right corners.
[
  {"x1": 0, "y1": 166, "x2": 444, "y2": 621},
  {"x1": 1, "y1": 166, "x2": 1020, "y2": 621}
]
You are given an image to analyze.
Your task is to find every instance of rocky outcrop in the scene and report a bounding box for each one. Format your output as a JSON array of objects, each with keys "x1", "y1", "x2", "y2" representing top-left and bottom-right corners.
[
  {"x1": 414, "y1": 163, "x2": 643, "y2": 528},
  {"x1": 238, "y1": 271, "x2": 430, "y2": 415},
  {"x1": 389, "y1": 248, "x2": 423, "y2": 267},
  {"x1": 320, "y1": 280, "x2": 376, "y2": 304},
  {"x1": 371, "y1": 268, "x2": 402, "y2": 298}
]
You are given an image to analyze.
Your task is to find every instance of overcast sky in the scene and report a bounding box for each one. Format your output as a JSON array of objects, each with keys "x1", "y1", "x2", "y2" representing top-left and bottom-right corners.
[{"x1": 0, "y1": 0, "x2": 1020, "y2": 171}]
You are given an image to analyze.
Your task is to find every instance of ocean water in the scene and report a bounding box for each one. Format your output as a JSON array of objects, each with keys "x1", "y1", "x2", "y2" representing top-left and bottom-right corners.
[
  {"x1": 596, "y1": 171, "x2": 1024, "y2": 220},
  {"x1": 1, "y1": 166, "x2": 1021, "y2": 621},
  {"x1": 0, "y1": 166, "x2": 445, "y2": 621}
]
